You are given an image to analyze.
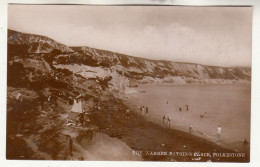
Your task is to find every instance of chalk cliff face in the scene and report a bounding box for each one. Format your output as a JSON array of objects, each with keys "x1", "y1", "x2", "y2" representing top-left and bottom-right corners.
[
  {"x1": 57, "y1": 47, "x2": 251, "y2": 84},
  {"x1": 8, "y1": 30, "x2": 251, "y2": 85},
  {"x1": 8, "y1": 30, "x2": 73, "y2": 54}
]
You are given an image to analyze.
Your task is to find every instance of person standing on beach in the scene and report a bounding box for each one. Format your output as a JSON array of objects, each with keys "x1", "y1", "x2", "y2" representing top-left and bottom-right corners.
[
  {"x1": 141, "y1": 106, "x2": 145, "y2": 116},
  {"x1": 126, "y1": 108, "x2": 130, "y2": 119},
  {"x1": 189, "y1": 126, "x2": 193, "y2": 134},
  {"x1": 185, "y1": 104, "x2": 189, "y2": 111},
  {"x1": 179, "y1": 106, "x2": 182, "y2": 112},
  {"x1": 163, "y1": 115, "x2": 166, "y2": 126},
  {"x1": 216, "y1": 126, "x2": 222, "y2": 144},
  {"x1": 242, "y1": 138, "x2": 248, "y2": 145},
  {"x1": 167, "y1": 117, "x2": 171, "y2": 128},
  {"x1": 145, "y1": 106, "x2": 149, "y2": 118}
]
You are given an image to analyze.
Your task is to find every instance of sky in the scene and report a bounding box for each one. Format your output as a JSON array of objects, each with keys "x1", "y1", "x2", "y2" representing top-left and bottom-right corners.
[{"x1": 8, "y1": 5, "x2": 252, "y2": 67}]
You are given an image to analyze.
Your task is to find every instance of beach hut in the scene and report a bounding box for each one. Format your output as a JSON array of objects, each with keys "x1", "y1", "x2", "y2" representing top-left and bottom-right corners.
[
  {"x1": 70, "y1": 94, "x2": 83, "y2": 113},
  {"x1": 129, "y1": 79, "x2": 138, "y2": 87}
]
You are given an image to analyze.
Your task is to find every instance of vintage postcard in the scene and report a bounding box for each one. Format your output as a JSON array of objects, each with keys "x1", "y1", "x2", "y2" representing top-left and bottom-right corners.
[{"x1": 6, "y1": 4, "x2": 252, "y2": 162}]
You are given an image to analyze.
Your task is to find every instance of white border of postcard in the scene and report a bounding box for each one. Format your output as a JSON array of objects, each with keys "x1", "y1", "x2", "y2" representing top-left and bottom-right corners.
[{"x1": 1, "y1": 0, "x2": 260, "y2": 167}]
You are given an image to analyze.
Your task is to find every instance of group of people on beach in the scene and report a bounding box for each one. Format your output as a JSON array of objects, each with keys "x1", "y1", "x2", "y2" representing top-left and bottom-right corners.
[
  {"x1": 166, "y1": 99, "x2": 190, "y2": 112},
  {"x1": 178, "y1": 104, "x2": 190, "y2": 112},
  {"x1": 162, "y1": 115, "x2": 171, "y2": 128},
  {"x1": 161, "y1": 103, "x2": 192, "y2": 128}
]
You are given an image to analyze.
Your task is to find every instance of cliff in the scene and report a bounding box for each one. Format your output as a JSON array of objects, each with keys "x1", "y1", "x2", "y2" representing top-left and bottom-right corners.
[{"x1": 8, "y1": 29, "x2": 251, "y2": 86}]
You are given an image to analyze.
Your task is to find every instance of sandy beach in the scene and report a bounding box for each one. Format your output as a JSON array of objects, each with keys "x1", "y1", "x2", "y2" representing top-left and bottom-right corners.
[
  {"x1": 89, "y1": 91, "x2": 249, "y2": 162},
  {"x1": 126, "y1": 83, "x2": 251, "y2": 154}
]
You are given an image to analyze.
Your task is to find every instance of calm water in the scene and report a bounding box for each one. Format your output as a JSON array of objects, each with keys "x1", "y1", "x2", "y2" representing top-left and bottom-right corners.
[{"x1": 129, "y1": 83, "x2": 251, "y2": 151}]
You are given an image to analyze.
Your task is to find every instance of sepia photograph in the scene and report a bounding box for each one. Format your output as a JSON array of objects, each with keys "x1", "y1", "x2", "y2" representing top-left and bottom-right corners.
[{"x1": 6, "y1": 4, "x2": 252, "y2": 162}]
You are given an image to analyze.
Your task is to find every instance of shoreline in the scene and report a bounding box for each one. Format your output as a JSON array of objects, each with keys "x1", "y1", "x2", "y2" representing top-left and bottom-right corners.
[
  {"x1": 123, "y1": 83, "x2": 250, "y2": 154},
  {"x1": 92, "y1": 93, "x2": 249, "y2": 162},
  {"x1": 137, "y1": 82, "x2": 251, "y2": 87}
]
